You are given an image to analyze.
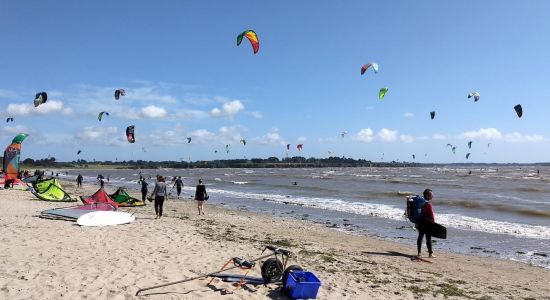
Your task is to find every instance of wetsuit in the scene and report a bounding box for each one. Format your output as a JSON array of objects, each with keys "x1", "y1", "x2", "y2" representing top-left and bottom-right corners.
[
  {"x1": 152, "y1": 181, "x2": 167, "y2": 217},
  {"x1": 140, "y1": 180, "x2": 148, "y2": 202},
  {"x1": 417, "y1": 202, "x2": 435, "y2": 255},
  {"x1": 174, "y1": 178, "x2": 183, "y2": 197}
]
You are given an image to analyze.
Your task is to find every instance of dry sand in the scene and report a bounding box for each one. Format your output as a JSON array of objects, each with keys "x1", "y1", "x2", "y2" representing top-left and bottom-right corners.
[{"x1": 0, "y1": 180, "x2": 549, "y2": 300}]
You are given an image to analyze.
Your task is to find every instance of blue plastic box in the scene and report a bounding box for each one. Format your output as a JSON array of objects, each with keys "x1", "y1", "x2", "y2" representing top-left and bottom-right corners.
[{"x1": 285, "y1": 271, "x2": 321, "y2": 299}]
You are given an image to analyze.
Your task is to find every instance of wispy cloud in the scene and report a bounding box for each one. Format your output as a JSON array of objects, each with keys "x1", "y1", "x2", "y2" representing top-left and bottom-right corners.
[
  {"x1": 457, "y1": 128, "x2": 544, "y2": 143},
  {"x1": 352, "y1": 128, "x2": 374, "y2": 143},
  {"x1": 6, "y1": 100, "x2": 72, "y2": 116},
  {"x1": 210, "y1": 100, "x2": 245, "y2": 118},
  {"x1": 378, "y1": 128, "x2": 398, "y2": 142}
]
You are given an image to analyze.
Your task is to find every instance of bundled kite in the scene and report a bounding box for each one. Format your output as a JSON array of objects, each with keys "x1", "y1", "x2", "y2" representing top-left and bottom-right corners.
[
  {"x1": 361, "y1": 63, "x2": 379, "y2": 75},
  {"x1": 2, "y1": 133, "x2": 29, "y2": 181},
  {"x1": 114, "y1": 89, "x2": 126, "y2": 100},
  {"x1": 126, "y1": 125, "x2": 135, "y2": 143},
  {"x1": 34, "y1": 92, "x2": 48, "y2": 107},
  {"x1": 237, "y1": 30, "x2": 259, "y2": 54}
]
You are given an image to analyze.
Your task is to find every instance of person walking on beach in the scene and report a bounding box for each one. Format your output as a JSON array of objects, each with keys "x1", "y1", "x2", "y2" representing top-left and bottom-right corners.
[
  {"x1": 139, "y1": 178, "x2": 149, "y2": 203},
  {"x1": 173, "y1": 176, "x2": 183, "y2": 199},
  {"x1": 194, "y1": 179, "x2": 208, "y2": 215},
  {"x1": 150, "y1": 176, "x2": 167, "y2": 219},
  {"x1": 76, "y1": 173, "x2": 83, "y2": 188},
  {"x1": 416, "y1": 189, "x2": 436, "y2": 258}
]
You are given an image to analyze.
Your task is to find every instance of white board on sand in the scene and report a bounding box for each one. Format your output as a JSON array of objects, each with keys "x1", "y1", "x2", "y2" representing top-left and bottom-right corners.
[{"x1": 77, "y1": 211, "x2": 135, "y2": 227}]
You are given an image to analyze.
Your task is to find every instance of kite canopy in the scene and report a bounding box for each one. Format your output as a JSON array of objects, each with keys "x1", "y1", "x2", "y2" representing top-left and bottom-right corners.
[
  {"x1": 341, "y1": 131, "x2": 347, "y2": 138},
  {"x1": 412, "y1": 154, "x2": 415, "y2": 159},
  {"x1": 237, "y1": 30, "x2": 259, "y2": 54},
  {"x1": 114, "y1": 89, "x2": 126, "y2": 100},
  {"x1": 31, "y1": 178, "x2": 75, "y2": 202},
  {"x1": 187, "y1": 137, "x2": 192, "y2": 143},
  {"x1": 514, "y1": 104, "x2": 523, "y2": 118},
  {"x1": 468, "y1": 92, "x2": 480, "y2": 102},
  {"x1": 81, "y1": 188, "x2": 119, "y2": 208},
  {"x1": 361, "y1": 63, "x2": 379, "y2": 75},
  {"x1": 77, "y1": 150, "x2": 82, "y2": 155},
  {"x1": 468, "y1": 141, "x2": 473, "y2": 149},
  {"x1": 110, "y1": 187, "x2": 145, "y2": 207},
  {"x1": 98, "y1": 111, "x2": 109, "y2": 121},
  {"x1": 225, "y1": 144, "x2": 230, "y2": 153},
  {"x1": 6, "y1": 117, "x2": 14, "y2": 123},
  {"x1": 466, "y1": 153, "x2": 471, "y2": 159},
  {"x1": 286, "y1": 144, "x2": 290, "y2": 150},
  {"x1": 430, "y1": 111, "x2": 435, "y2": 120},
  {"x1": 240, "y1": 139, "x2": 246, "y2": 145},
  {"x1": 34, "y1": 92, "x2": 48, "y2": 107},
  {"x1": 3, "y1": 133, "x2": 29, "y2": 180},
  {"x1": 126, "y1": 125, "x2": 135, "y2": 143},
  {"x1": 297, "y1": 144, "x2": 303, "y2": 151},
  {"x1": 379, "y1": 87, "x2": 388, "y2": 100}
]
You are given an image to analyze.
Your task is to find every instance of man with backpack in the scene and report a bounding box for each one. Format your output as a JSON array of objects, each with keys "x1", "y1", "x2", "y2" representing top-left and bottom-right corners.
[{"x1": 406, "y1": 189, "x2": 436, "y2": 258}]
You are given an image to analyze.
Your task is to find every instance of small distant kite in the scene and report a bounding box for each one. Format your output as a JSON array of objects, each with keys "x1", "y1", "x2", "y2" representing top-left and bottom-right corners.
[
  {"x1": 430, "y1": 111, "x2": 435, "y2": 120},
  {"x1": 6, "y1": 117, "x2": 14, "y2": 123},
  {"x1": 446, "y1": 143, "x2": 453, "y2": 148},
  {"x1": 34, "y1": 92, "x2": 48, "y2": 107},
  {"x1": 452, "y1": 146, "x2": 457, "y2": 154},
  {"x1": 77, "y1": 150, "x2": 82, "y2": 155},
  {"x1": 468, "y1": 141, "x2": 472, "y2": 149},
  {"x1": 286, "y1": 144, "x2": 290, "y2": 151},
  {"x1": 379, "y1": 87, "x2": 388, "y2": 100},
  {"x1": 487, "y1": 143, "x2": 491, "y2": 148},
  {"x1": 514, "y1": 104, "x2": 523, "y2": 118},
  {"x1": 237, "y1": 30, "x2": 259, "y2": 54},
  {"x1": 466, "y1": 153, "x2": 471, "y2": 159},
  {"x1": 240, "y1": 139, "x2": 246, "y2": 146},
  {"x1": 126, "y1": 125, "x2": 135, "y2": 143},
  {"x1": 341, "y1": 131, "x2": 347, "y2": 138},
  {"x1": 114, "y1": 89, "x2": 126, "y2": 100},
  {"x1": 297, "y1": 144, "x2": 303, "y2": 151},
  {"x1": 98, "y1": 111, "x2": 109, "y2": 122},
  {"x1": 361, "y1": 63, "x2": 379, "y2": 75},
  {"x1": 214, "y1": 150, "x2": 218, "y2": 153},
  {"x1": 225, "y1": 144, "x2": 231, "y2": 153},
  {"x1": 412, "y1": 154, "x2": 415, "y2": 159},
  {"x1": 142, "y1": 147, "x2": 147, "y2": 152},
  {"x1": 468, "y1": 92, "x2": 480, "y2": 102},
  {"x1": 186, "y1": 137, "x2": 192, "y2": 143}
]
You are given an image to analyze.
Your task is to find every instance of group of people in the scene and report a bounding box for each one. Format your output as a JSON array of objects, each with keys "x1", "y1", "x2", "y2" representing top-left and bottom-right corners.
[{"x1": 139, "y1": 175, "x2": 208, "y2": 219}]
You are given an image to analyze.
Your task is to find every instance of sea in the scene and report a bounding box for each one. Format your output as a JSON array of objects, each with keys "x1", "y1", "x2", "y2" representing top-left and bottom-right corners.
[{"x1": 55, "y1": 166, "x2": 550, "y2": 269}]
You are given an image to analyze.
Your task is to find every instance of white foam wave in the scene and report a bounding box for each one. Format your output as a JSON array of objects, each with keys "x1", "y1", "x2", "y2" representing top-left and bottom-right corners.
[{"x1": 207, "y1": 188, "x2": 550, "y2": 240}]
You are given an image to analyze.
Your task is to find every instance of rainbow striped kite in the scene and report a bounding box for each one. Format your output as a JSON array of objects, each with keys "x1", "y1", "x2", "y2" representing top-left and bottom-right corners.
[{"x1": 237, "y1": 30, "x2": 259, "y2": 54}]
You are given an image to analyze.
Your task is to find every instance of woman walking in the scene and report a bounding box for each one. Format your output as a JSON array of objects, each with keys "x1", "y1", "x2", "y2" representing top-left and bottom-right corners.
[
  {"x1": 194, "y1": 179, "x2": 208, "y2": 215},
  {"x1": 150, "y1": 176, "x2": 167, "y2": 219}
]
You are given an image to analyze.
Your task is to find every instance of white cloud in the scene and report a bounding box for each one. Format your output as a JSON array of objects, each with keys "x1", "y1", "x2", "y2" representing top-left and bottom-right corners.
[
  {"x1": 297, "y1": 136, "x2": 307, "y2": 142},
  {"x1": 175, "y1": 110, "x2": 207, "y2": 119},
  {"x1": 433, "y1": 134, "x2": 446, "y2": 140},
  {"x1": 457, "y1": 128, "x2": 544, "y2": 143},
  {"x1": 74, "y1": 126, "x2": 125, "y2": 146},
  {"x1": 141, "y1": 105, "x2": 167, "y2": 118},
  {"x1": 400, "y1": 134, "x2": 415, "y2": 143},
  {"x1": 403, "y1": 112, "x2": 414, "y2": 118},
  {"x1": 378, "y1": 128, "x2": 398, "y2": 142},
  {"x1": 1, "y1": 125, "x2": 29, "y2": 136},
  {"x1": 0, "y1": 89, "x2": 18, "y2": 98},
  {"x1": 253, "y1": 128, "x2": 285, "y2": 145},
  {"x1": 249, "y1": 111, "x2": 263, "y2": 119},
  {"x1": 458, "y1": 128, "x2": 502, "y2": 140},
  {"x1": 210, "y1": 100, "x2": 244, "y2": 118},
  {"x1": 353, "y1": 128, "x2": 374, "y2": 143},
  {"x1": 7, "y1": 100, "x2": 70, "y2": 116}
]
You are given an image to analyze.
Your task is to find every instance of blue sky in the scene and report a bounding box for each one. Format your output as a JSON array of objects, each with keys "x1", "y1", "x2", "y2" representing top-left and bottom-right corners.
[{"x1": 1, "y1": 0, "x2": 550, "y2": 163}]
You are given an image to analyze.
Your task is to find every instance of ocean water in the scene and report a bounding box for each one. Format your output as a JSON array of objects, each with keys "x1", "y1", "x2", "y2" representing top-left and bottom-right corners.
[{"x1": 56, "y1": 166, "x2": 550, "y2": 268}]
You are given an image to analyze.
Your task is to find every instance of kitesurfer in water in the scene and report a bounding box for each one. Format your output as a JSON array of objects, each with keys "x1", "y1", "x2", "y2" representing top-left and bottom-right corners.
[{"x1": 416, "y1": 189, "x2": 436, "y2": 258}]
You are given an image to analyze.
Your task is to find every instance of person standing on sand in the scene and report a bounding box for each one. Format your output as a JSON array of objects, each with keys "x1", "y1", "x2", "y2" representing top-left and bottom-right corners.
[
  {"x1": 416, "y1": 189, "x2": 436, "y2": 258},
  {"x1": 150, "y1": 176, "x2": 167, "y2": 219},
  {"x1": 76, "y1": 173, "x2": 83, "y2": 188},
  {"x1": 173, "y1": 176, "x2": 183, "y2": 199},
  {"x1": 139, "y1": 178, "x2": 148, "y2": 202},
  {"x1": 194, "y1": 179, "x2": 208, "y2": 215}
]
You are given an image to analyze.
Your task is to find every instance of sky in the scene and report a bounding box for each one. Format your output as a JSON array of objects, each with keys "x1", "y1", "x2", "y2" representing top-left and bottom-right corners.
[{"x1": 1, "y1": 0, "x2": 550, "y2": 163}]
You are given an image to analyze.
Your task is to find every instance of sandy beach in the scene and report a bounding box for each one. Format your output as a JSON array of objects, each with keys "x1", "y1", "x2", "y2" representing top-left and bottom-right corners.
[{"x1": 0, "y1": 180, "x2": 549, "y2": 300}]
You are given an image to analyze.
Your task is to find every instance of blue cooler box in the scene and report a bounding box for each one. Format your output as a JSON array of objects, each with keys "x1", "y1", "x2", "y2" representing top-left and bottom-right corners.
[{"x1": 285, "y1": 271, "x2": 321, "y2": 299}]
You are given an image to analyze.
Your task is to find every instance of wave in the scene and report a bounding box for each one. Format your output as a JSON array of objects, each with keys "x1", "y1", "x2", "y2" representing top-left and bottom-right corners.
[
  {"x1": 439, "y1": 199, "x2": 550, "y2": 218},
  {"x1": 206, "y1": 187, "x2": 550, "y2": 240}
]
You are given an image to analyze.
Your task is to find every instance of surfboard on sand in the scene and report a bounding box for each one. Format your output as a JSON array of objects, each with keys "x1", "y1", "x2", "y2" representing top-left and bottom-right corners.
[
  {"x1": 420, "y1": 221, "x2": 447, "y2": 239},
  {"x1": 77, "y1": 211, "x2": 135, "y2": 227}
]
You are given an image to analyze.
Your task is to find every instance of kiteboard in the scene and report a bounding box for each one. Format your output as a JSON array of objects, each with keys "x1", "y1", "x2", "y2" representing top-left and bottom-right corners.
[
  {"x1": 77, "y1": 211, "x2": 135, "y2": 227},
  {"x1": 422, "y1": 222, "x2": 447, "y2": 239}
]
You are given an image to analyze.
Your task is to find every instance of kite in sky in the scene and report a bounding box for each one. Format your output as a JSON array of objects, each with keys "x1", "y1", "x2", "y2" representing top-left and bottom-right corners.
[
  {"x1": 468, "y1": 92, "x2": 480, "y2": 102},
  {"x1": 114, "y1": 89, "x2": 126, "y2": 100},
  {"x1": 360, "y1": 63, "x2": 378, "y2": 75},
  {"x1": 34, "y1": 92, "x2": 48, "y2": 107},
  {"x1": 126, "y1": 125, "x2": 135, "y2": 143},
  {"x1": 379, "y1": 87, "x2": 388, "y2": 100},
  {"x1": 514, "y1": 104, "x2": 523, "y2": 118},
  {"x1": 237, "y1": 30, "x2": 259, "y2": 54}
]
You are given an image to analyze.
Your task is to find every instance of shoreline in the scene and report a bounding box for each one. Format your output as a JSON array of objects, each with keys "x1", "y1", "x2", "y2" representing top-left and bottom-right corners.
[{"x1": 1, "y1": 180, "x2": 549, "y2": 299}]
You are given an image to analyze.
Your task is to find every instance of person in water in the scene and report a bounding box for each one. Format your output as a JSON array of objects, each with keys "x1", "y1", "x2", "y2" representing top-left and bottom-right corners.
[
  {"x1": 150, "y1": 176, "x2": 167, "y2": 219},
  {"x1": 417, "y1": 189, "x2": 436, "y2": 258},
  {"x1": 194, "y1": 179, "x2": 208, "y2": 215},
  {"x1": 173, "y1": 176, "x2": 184, "y2": 199}
]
